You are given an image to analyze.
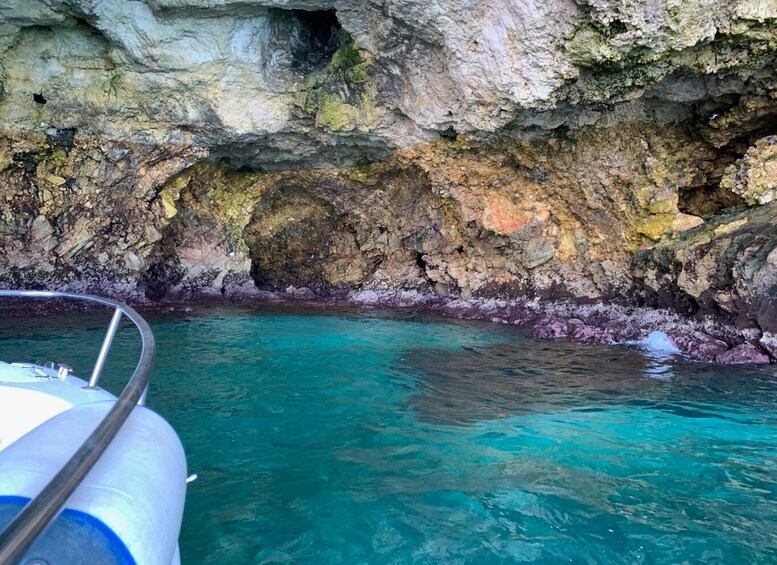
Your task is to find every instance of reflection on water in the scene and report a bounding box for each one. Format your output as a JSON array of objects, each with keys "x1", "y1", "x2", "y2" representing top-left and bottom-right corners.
[{"x1": 403, "y1": 338, "x2": 777, "y2": 425}]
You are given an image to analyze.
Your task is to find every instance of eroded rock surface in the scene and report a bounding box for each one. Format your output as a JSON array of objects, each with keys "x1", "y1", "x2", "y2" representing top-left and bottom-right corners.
[
  {"x1": 0, "y1": 124, "x2": 723, "y2": 299},
  {"x1": 638, "y1": 202, "x2": 777, "y2": 333},
  {"x1": 721, "y1": 135, "x2": 777, "y2": 205},
  {"x1": 0, "y1": 0, "x2": 776, "y2": 362},
  {"x1": 0, "y1": 0, "x2": 775, "y2": 165}
]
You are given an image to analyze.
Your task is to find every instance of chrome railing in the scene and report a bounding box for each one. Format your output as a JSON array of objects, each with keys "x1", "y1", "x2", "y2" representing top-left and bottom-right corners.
[{"x1": 0, "y1": 290, "x2": 156, "y2": 564}]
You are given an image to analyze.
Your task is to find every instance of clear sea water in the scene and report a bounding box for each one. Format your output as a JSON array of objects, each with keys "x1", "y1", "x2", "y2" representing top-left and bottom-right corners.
[{"x1": 2, "y1": 304, "x2": 777, "y2": 564}]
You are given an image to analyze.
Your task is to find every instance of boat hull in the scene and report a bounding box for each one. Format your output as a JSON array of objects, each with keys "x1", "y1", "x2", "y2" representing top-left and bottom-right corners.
[{"x1": 0, "y1": 401, "x2": 187, "y2": 565}]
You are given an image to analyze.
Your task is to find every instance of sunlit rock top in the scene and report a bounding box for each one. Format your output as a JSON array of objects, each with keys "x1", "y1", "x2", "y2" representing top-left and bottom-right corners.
[{"x1": 0, "y1": 0, "x2": 774, "y2": 166}]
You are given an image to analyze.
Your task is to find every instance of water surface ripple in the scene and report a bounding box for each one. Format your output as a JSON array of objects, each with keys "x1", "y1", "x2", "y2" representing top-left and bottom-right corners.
[{"x1": 1, "y1": 306, "x2": 776, "y2": 564}]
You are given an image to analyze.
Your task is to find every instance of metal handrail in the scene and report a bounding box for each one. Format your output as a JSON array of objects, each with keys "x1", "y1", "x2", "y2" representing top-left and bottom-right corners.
[{"x1": 0, "y1": 290, "x2": 156, "y2": 564}]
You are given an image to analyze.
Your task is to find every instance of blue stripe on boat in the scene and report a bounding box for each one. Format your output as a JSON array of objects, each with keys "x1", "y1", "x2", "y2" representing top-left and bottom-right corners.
[{"x1": 0, "y1": 495, "x2": 135, "y2": 564}]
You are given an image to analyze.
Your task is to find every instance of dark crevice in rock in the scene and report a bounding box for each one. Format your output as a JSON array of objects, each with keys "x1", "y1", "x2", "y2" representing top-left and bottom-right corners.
[
  {"x1": 45, "y1": 128, "x2": 77, "y2": 153},
  {"x1": 289, "y1": 9, "x2": 345, "y2": 71},
  {"x1": 439, "y1": 127, "x2": 458, "y2": 141},
  {"x1": 678, "y1": 131, "x2": 746, "y2": 217},
  {"x1": 414, "y1": 251, "x2": 428, "y2": 276},
  {"x1": 12, "y1": 152, "x2": 39, "y2": 174},
  {"x1": 678, "y1": 184, "x2": 744, "y2": 218},
  {"x1": 139, "y1": 259, "x2": 185, "y2": 301},
  {"x1": 32, "y1": 93, "x2": 47, "y2": 105},
  {"x1": 677, "y1": 87, "x2": 777, "y2": 217},
  {"x1": 410, "y1": 249, "x2": 435, "y2": 293},
  {"x1": 607, "y1": 19, "x2": 628, "y2": 35},
  {"x1": 692, "y1": 94, "x2": 740, "y2": 123}
]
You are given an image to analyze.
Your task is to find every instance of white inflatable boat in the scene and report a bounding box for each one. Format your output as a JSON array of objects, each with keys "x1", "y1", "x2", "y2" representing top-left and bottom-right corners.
[{"x1": 0, "y1": 290, "x2": 188, "y2": 565}]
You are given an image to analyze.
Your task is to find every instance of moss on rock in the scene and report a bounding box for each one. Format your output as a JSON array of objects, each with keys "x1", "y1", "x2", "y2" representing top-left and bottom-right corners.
[
  {"x1": 302, "y1": 39, "x2": 377, "y2": 133},
  {"x1": 566, "y1": 25, "x2": 622, "y2": 67}
]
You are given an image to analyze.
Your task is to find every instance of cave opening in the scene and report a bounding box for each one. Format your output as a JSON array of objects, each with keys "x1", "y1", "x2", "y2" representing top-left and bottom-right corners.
[
  {"x1": 244, "y1": 186, "x2": 339, "y2": 291},
  {"x1": 678, "y1": 93, "x2": 777, "y2": 217},
  {"x1": 33, "y1": 93, "x2": 47, "y2": 105},
  {"x1": 290, "y1": 9, "x2": 344, "y2": 71}
]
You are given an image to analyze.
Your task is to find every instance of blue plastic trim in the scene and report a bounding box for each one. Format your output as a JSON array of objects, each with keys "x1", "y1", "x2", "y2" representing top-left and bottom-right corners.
[{"x1": 0, "y1": 496, "x2": 136, "y2": 564}]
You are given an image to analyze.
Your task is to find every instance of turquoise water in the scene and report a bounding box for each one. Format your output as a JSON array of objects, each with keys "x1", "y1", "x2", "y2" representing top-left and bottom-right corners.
[{"x1": 2, "y1": 305, "x2": 777, "y2": 563}]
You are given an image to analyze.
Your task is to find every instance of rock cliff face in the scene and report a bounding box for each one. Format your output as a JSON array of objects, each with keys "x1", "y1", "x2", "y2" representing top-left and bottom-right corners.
[{"x1": 0, "y1": 0, "x2": 775, "y2": 361}]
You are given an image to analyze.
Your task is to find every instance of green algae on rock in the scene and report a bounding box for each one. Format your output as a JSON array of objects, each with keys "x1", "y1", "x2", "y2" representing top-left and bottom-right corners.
[
  {"x1": 0, "y1": 0, "x2": 776, "y2": 362},
  {"x1": 301, "y1": 39, "x2": 378, "y2": 132}
]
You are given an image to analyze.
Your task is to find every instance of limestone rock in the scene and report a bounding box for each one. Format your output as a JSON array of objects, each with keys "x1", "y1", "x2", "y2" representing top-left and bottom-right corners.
[
  {"x1": 0, "y1": 0, "x2": 776, "y2": 363},
  {"x1": 638, "y1": 202, "x2": 777, "y2": 333},
  {"x1": 0, "y1": 0, "x2": 774, "y2": 167},
  {"x1": 637, "y1": 213, "x2": 703, "y2": 241},
  {"x1": 715, "y1": 343, "x2": 771, "y2": 364},
  {"x1": 761, "y1": 332, "x2": 777, "y2": 357},
  {"x1": 720, "y1": 135, "x2": 777, "y2": 205},
  {"x1": 0, "y1": 133, "x2": 206, "y2": 294}
]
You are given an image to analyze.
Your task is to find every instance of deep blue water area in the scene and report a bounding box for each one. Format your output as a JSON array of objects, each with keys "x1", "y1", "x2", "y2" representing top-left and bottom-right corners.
[{"x1": 2, "y1": 304, "x2": 777, "y2": 564}]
